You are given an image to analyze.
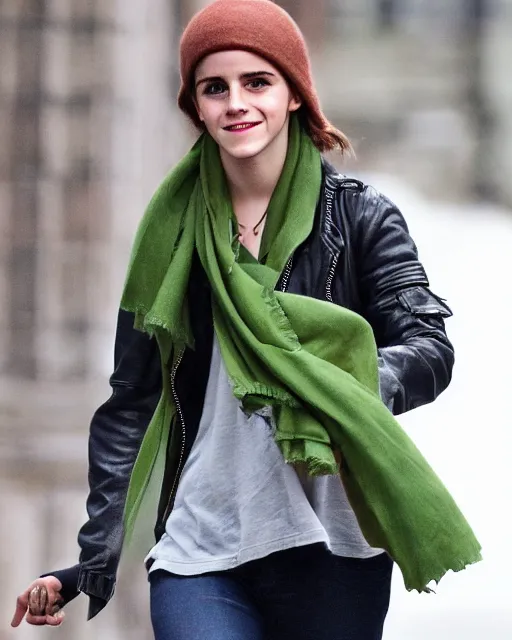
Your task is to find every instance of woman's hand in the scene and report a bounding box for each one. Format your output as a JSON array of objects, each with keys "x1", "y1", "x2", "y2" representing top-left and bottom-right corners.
[{"x1": 11, "y1": 577, "x2": 65, "y2": 627}]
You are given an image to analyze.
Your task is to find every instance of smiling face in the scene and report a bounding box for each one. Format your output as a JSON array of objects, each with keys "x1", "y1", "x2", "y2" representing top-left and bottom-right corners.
[{"x1": 194, "y1": 50, "x2": 302, "y2": 162}]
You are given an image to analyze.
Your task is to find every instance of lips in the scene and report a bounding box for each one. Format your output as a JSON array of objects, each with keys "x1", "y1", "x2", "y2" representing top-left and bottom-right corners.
[{"x1": 223, "y1": 122, "x2": 261, "y2": 132}]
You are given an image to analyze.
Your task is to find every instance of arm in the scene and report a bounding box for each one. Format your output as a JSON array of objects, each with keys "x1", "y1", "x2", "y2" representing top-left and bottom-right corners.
[
  {"x1": 41, "y1": 309, "x2": 162, "y2": 617},
  {"x1": 356, "y1": 187, "x2": 454, "y2": 415}
]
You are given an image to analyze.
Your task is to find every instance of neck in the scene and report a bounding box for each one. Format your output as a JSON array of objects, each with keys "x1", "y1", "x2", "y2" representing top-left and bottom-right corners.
[{"x1": 220, "y1": 123, "x2": 289, "y2": 224}]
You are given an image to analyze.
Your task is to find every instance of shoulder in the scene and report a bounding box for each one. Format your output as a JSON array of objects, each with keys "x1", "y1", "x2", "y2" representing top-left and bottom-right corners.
[{"x1": 321, "y1": 158, "x2": 409, "y2": 236}]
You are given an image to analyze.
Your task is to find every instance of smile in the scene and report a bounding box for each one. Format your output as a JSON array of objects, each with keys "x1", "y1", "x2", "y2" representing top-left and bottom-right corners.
[{"x1": 223, "y1": 122, "x2": 261, "y2": 132}]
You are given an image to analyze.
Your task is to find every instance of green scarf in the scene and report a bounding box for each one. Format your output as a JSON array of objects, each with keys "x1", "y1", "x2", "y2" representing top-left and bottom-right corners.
[{"x1": 121, "y1": 116, "x2": 481, "y2": 591}]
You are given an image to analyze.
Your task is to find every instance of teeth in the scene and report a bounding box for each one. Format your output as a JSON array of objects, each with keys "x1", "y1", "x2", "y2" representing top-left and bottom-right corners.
[{"x1": 228, "y1": 124, "x2": 254, "y2": 130}]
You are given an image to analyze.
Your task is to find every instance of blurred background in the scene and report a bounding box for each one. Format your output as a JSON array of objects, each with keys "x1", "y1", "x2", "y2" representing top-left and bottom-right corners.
[{"x1": 1, "y1": 0, "x2": 511, "y2": 638}]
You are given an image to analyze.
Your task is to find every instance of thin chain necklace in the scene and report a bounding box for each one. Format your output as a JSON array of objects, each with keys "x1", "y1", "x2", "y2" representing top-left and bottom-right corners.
[{"x1": 237, "y1": 210, "x2": 268, "y2": 238}]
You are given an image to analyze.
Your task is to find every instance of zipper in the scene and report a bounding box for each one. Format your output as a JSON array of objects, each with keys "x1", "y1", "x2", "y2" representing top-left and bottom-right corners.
[
  {"x1": 161, "y1": 349, "x2": 186, "y2": 525},
  {"x1": 325, "y1": 253, "x2": 339, "y2": 303},
  {"x1": 280, "y1": 256, "x2": 293, "y2": 292}
]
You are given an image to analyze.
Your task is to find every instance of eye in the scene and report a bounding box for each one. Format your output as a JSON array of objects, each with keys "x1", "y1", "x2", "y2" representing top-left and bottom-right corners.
[
  {"x1": 203, "y1": 81, "x2": 227, "y2": 96},
  {"x1": 247, "y1": 78, "x2": 270, "y2": 90}
]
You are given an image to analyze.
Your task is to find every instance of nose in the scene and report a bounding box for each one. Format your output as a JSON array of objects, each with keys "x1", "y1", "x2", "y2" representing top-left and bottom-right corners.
[{"x1": 226, "y1": 84, "x2": 248, "y2": 115}]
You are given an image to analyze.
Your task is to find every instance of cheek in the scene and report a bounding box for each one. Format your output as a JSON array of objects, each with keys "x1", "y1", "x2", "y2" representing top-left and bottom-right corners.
[
  {"x1": 259, "y1": 89, "x2": 295, "y2": 121},
  {"x1": 196, "y1": 98, "x2": 220, "y2": 125}
]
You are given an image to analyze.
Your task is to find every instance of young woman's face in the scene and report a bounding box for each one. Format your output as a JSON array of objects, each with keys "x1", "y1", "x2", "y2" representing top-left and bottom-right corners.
[{"x1": 194, "y1": 50, "x2": 301, "y2": 161}]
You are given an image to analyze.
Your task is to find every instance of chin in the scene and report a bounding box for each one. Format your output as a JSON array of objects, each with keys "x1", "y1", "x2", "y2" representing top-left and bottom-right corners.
[{"x1": 220, "y1": 139, "x2": 273, "y2": 161}]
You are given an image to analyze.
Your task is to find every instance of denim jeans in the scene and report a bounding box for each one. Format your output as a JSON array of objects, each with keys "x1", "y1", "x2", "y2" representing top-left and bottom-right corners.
[{"x1": 149, "y1": 544, "x2": 393, "y2": 640}]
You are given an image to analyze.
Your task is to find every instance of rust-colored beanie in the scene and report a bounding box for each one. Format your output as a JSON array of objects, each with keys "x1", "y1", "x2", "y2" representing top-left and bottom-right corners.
[{"x1": 178, "y1": 0, "x2": 350, "y2": 152}]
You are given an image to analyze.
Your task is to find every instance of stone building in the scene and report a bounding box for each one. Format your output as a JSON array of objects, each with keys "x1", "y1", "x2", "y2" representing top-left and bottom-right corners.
[
  {"x1": 1, "y1": 1, "x2": 185, "y2": 638},
  {"x1": 315, "y1": 0, "x2": 512, "y2": 203}
]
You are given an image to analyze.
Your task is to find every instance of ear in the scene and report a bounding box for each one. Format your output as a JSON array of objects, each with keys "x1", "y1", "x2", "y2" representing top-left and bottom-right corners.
[{"x1": 288, "y1": 92, "x2": 302, "y2": 113}]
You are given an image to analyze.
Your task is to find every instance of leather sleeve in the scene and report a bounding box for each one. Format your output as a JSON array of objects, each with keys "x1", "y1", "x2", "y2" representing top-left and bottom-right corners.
[
  {"x1": 76, "y1": 309, "x2": 162, "y2": 606},
  {"x1": 40, "y1": 565, "x2": 80, "y2": 607},
  {"x1": 356, "y1": 187, "x2": 455, "y2": 415}
]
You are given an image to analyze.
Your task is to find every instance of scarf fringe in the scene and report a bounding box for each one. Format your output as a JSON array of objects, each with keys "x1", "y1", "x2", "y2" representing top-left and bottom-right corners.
[
  {"x1": 123, "y1": 304, "x2": 193, "y2": 348},
  {"x1": 407, "y1": 547, "x2": 483, "y2": 593},
  {"x1": 279, "y1": 438, "x2": 339, "y2": 476},
  {"x1": 231, "y1": 379, "x2": 302, "y2": 409}
]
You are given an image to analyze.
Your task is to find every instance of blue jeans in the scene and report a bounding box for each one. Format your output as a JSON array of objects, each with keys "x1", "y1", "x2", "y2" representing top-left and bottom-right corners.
[{"x1": 149, "y1": 544, "x2": 393, "y2": 640}]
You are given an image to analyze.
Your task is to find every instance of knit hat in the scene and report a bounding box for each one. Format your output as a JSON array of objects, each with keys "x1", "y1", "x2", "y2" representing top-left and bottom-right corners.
[{"x1": 178, "y1": 0, "x2": 350, "y2": 152}]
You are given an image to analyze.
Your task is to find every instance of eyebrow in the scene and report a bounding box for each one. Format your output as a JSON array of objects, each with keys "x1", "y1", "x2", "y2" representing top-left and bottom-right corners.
[{"x1": 195, "y1": 71, "x2": 276, "y2": 89}]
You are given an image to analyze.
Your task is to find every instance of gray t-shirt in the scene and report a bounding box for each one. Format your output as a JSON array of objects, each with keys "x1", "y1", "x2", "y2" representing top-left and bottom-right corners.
[{"x1": 146, "y1": 338, "x2": 382, "y2": 575}]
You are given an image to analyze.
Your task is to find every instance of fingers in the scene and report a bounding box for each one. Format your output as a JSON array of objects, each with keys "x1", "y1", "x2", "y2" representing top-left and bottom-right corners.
[
  {"x1": 11, "y1": 591, "x2": 30, "y2": 628},
  {"x1": 22, "y1": 614, "x2": 48, "y2": 627},
  {"x1": 28, "y1": 585, "x2": 48, "y2": 617},
  {"x1": 24, "y1": 610, "x2": 65, "y2": 627},
  {"x1": 11, "y1": 577, "x2": 64, "y2": 628},
  {"x1": 50, "y1": 600, "x2": 64, "y2": 616},
  {"x1": 13, "y1": 609, "x2": 65, "y2": 628},
  {"x1": 47, "y1": 610, "x2": 65, "y2": 626}
]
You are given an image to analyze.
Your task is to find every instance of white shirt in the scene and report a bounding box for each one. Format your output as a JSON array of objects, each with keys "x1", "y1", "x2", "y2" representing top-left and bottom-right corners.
[{"x1": 146, "y1": 338, "x2": 383, "y2": 575}]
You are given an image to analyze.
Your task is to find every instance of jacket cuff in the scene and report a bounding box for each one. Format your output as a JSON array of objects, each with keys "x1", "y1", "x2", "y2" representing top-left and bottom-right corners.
[
  {"x1": 40, "y1": 565, "x2": 80, "y2": 606},
  {"x1": 77, "y1": 569, "x2": 116, "y2": 620}
]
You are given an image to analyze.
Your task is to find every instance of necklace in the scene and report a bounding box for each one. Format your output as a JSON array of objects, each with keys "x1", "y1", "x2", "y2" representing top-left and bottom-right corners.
[{"x1": 238, "y1": 210, "x2": 268, "y2": 237}]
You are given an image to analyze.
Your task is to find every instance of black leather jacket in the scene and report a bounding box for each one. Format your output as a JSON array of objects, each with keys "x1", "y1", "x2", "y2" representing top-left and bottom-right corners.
[{"x1": 48, "y1": 161, "x2": 454, "y2": 619}]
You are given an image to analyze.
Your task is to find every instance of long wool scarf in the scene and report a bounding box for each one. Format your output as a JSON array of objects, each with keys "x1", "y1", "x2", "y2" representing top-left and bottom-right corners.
[{"x1": 121, "y1": 117, "x2": 481, "y2": 591}]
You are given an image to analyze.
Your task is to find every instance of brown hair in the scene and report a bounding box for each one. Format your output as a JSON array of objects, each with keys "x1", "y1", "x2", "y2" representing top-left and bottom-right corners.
[{"x1": 297, "y1": 107, "x2": 353, "y2": 155}]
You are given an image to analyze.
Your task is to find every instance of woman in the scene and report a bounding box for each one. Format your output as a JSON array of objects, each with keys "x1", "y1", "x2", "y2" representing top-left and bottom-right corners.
[{"x1": 11, "y1": 1, "x2": 481, "y2": 639}]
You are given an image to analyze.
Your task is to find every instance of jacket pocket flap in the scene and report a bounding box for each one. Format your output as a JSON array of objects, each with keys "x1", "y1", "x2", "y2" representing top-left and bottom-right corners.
[{"x1": 397, "y1": 286, "x2": 453, "y2": 318}]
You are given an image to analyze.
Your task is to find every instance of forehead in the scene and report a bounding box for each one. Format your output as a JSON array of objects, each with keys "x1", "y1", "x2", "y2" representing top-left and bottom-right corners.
[{"x1": 195, "y1": 50, "x2": 280, "y2": 79}]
